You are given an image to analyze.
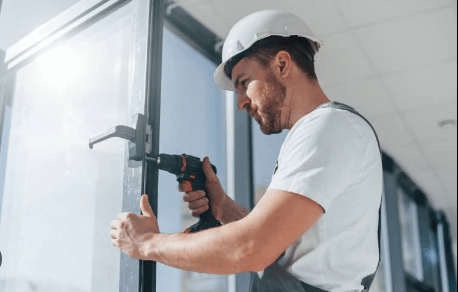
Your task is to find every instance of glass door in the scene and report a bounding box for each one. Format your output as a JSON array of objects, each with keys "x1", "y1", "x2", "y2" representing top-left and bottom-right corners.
[{"x1": 0, "y1": 0, "x2": 162, "y2": 291}]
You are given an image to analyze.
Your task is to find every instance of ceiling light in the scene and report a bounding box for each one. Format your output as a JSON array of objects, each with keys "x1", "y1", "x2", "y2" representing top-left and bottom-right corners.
[
  {"x1": 439, "y1": 119, "x2": 457, "y2": 127},
  {"x1": 438, "y1": 119, "x2": 457, "y2": 131}
]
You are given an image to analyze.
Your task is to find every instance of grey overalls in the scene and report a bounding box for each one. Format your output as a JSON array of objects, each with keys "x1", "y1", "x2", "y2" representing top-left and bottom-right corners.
[{"x1": 250, "y1": 102, "x2": 382, "y2": 292}]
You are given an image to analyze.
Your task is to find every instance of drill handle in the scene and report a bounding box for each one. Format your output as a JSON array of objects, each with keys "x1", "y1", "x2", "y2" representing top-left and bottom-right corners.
[{"x1": 178, "y1": 175, "x2": 222, "y2": 233}]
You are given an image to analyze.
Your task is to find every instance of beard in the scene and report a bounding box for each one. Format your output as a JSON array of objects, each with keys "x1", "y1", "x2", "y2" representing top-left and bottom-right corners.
[{"x1": 255, "y1": 71, "x2": 287, "y2": 135}]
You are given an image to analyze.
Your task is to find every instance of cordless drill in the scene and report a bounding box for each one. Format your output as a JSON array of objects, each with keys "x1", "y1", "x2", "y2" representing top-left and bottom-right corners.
[{"x1": 147, "y1": 153, "x2": 222, "y2": 233}]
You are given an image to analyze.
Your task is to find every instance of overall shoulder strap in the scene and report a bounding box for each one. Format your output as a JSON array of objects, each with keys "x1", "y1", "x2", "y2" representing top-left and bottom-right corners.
[
  {"x1": 318, "y1": 101, "x2": 382, "y2": 156},
  {"x1": 320, "y1": 101, "x2": 382, "y2": 291}
]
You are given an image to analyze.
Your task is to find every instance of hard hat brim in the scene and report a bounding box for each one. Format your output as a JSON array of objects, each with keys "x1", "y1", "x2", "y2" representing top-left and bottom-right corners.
[{"x1": 214, "y1": 61, "x2": 236, "y2": 91}]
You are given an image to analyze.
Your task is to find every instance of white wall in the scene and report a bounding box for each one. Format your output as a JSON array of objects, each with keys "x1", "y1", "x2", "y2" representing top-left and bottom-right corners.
[{"x1": 0, "y1": 0, "x2": 80, "y2": 51}]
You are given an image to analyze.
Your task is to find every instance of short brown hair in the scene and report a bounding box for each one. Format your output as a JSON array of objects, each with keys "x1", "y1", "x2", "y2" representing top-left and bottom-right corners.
[{"x1": 225, "y1": 36, "x2": 318, "y2": 81}]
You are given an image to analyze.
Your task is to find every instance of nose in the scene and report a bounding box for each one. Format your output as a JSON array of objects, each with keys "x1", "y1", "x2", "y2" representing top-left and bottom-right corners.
[{"x1": 237, "y1": 92, "x2": 251, "y2": 111}]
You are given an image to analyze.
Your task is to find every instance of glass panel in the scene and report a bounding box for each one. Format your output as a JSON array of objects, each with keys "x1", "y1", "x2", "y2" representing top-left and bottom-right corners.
[
  {"x1": 156, "y1": 28, "x2": 227, "y2": 292},
  {"x1": 252, "y1": 122, "x2": 287, "y2": 205},
  {"x1": 0, "y1": 3, "x2": 138, "y2": 291},
  {"x1": 398, "y1": 189, "x2": 424, "y2": 281}
]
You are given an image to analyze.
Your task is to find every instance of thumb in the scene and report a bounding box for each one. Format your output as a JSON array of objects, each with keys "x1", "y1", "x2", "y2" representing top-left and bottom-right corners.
[
  {"x1": 202, "y1": 157, "x2": 216, "y2": 179},
  {"x1": 140, "y1": 194, "x2": 154, "y2": 217}
]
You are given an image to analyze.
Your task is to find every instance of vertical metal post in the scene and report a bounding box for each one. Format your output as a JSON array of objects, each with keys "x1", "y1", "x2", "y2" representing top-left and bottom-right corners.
[
  {"x1": 140, "y1": 0, "x2": 164, "y2": 291},
  {"x1": 383, "y1": 170, "x2": 408, "y2": 292},
  {"x1": 418, "y1": 205, "x2": 441, "y2": 290},
  {"x1": 437, "y1": 212, "x2": 457, "y2": 292}
]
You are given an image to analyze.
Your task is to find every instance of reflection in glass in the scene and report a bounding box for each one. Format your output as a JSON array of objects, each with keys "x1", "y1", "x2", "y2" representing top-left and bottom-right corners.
[
  {"x1": 0, "y1": 3, "x2": 136, "y2": 291},
  {"x1": 398, "y1": 189, "x2": 424, "y2": 281},
  {"x1": 157, "y1": 28, "x2": 227, "y2": 292}
]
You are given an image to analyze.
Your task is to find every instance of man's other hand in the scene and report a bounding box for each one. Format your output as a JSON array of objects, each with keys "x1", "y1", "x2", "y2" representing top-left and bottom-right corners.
[{"x1": 110, "y1": 194, "x2": 159, "y2": 260}]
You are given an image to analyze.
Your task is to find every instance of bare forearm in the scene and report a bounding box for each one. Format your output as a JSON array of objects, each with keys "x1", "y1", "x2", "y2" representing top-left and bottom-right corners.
[
  {"x1": 145, "y1": 221, "x2": 255, "y2": 274},
  {"x1": 220, "y1": 195, "x2": 250, "y2": 225}
]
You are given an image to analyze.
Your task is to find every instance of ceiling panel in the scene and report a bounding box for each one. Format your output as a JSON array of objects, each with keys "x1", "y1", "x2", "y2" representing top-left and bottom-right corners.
[
  {"x1": 370, "y1": 114, "x2": 416, "y2": 151},
  {"x1": 383, "y1": 61, "x2": 457, "y2": 112},
  {"x1": 322, "y1": 77, "x2": 396, "y2": 117},
  {"x1": 206, "y1": 0, "x2": 347, "y2": 37},
  {"x1": 177, "y1": 2, "x2": 231, "y2": 38},
  {"x1": 437, "y1": 165, "x2": 458, "y2": 199},
  {"x1": 315, "y1": 32, "x2": 376, "y2": 86},
  {"x1": 422, "y1": 140, "x2": 458, "y2": 169},
  {"x1": 444, "y1": 207, "x2": 458, "y2": 242},
  {"x1": 353, "y1": 8, "x2": 457, "y2": 74},
  {"x1": 402, "y1": 101, "x2": 457, "y2": 143},
  {"x1": 333, "y1": 0, "x2": 453, "y2": 27}
]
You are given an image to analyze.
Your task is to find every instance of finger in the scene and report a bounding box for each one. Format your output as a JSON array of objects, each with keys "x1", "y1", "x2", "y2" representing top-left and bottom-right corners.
[
  {"x1": 110, "y1": 230, "x2": 117, "y2": 239},
  {"x1": 202, "y1": 157, "x2": 217, "y2": 179},
  {"x1": 140, "y1": 194, "x2": 155, "y2": 217},
  {"x1": 188, "y1": 197, "x2": 209, "y2": 210},
  {"x1": 183, "y1": 191, "x2": 206, "y2": 203},
  {"x1": 111, "y1": 220, "x2": 118, "y2": 229},
  {"x1": 178, "y1": 182, "x2": 189, "y2": 193},
  {"x1": 191, "y1": 205, "x2": 209, "y2": 217}
]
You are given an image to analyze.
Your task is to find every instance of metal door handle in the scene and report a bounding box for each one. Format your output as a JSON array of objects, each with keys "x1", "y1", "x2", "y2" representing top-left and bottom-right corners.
[
  {"x1": 88, "y1": 113, "x2": 150, "y2": 163},
  {"x1": 89, "y1": 126, "x2": 136, "y2": 149}
]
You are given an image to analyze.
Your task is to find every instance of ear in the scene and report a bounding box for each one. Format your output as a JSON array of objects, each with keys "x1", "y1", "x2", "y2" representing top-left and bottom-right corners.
[{"x1": 272, "y1": 50, "x2": 292, "y2": 79}]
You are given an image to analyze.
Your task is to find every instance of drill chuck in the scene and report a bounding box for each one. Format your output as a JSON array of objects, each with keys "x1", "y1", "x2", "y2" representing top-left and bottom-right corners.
[{"x1": 155, "y1": 154, "x2": 185, "y2": 175}]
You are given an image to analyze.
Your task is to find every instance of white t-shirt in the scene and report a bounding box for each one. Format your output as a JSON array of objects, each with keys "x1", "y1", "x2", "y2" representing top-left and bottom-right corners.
[{"x1": 267, "y1": 104, "x2": 383, "y2": 292}]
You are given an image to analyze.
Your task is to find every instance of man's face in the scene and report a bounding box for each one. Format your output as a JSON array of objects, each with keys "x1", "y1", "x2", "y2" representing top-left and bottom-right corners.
[{"x1": 231, "y1": 57, "x2": 287, "y2": 135}]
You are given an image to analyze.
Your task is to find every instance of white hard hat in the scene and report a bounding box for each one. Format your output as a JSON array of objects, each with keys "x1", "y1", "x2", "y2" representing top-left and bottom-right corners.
[{"x1": 214, "y1": 10, "x2": 323, "y2": 91}]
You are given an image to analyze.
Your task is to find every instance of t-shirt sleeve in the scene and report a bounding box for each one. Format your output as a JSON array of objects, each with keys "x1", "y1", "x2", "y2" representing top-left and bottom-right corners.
[{"x1": 268, "y1": 110, "x2": 367, "y2": 212}]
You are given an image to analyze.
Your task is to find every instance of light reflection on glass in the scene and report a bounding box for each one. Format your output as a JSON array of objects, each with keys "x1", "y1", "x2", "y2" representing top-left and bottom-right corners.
[{"x1": 33, "y1": 46, "x2": 83, "y2": 95}]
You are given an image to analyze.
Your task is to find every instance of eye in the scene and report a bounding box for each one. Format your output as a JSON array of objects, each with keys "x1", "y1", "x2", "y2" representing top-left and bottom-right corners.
[{"x1": 241, "y1": 79, "x2": 249, "y2": 90}]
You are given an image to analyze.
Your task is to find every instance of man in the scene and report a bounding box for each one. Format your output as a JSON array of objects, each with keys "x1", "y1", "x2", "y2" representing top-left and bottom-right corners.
[{"x1": 111, "y1": 10, "x2": 383, "y2": 292}]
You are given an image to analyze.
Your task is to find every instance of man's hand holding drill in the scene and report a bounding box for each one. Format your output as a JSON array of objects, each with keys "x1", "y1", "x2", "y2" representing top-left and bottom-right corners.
[
  {"x1": 180, "y1": 157, "x2": 227, "y2": 223},
  {"x1": 180, "y1": 157, "x2": 250, "y2": 225}
]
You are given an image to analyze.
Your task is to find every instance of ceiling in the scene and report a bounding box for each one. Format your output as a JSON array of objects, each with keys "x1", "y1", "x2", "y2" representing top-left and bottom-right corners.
[{"x1": 174, "y1": 0, "x2": 458, "y2": 241}]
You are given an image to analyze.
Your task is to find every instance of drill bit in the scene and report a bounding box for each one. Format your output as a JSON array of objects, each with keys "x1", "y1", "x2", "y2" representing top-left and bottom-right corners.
[{"x1": 145, "y1": 156, "x2": 159, "y2": 164}]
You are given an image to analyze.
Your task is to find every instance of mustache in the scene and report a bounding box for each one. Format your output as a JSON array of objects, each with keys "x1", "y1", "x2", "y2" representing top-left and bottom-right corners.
[{"x1": 246, "y1": 105, "x2": 256, "y2": 117}]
